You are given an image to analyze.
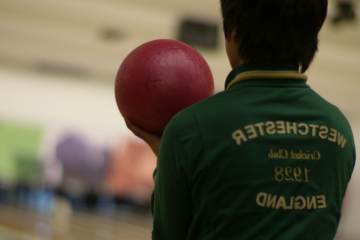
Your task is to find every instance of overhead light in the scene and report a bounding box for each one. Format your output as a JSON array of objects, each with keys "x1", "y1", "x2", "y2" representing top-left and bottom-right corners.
[
  {"x1": 99, "y1": 27, "x2": 126, "y2": 42},
  {"x1": 177, "y1": 17, "x2": 220, "y2": 50}
]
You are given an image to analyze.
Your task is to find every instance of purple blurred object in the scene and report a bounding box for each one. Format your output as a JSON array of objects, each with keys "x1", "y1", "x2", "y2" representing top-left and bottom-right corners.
[{"x1": 55, "y1": 133, "x2": 109, "y2": 186}]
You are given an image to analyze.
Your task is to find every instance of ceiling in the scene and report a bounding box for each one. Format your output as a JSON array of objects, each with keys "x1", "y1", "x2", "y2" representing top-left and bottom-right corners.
[
  {"x1": 0, "y1": 0, "x2": 225, "y2": 86},
  {"x1": 0, "y1": 0, "x2": 359, "y2": 123}
]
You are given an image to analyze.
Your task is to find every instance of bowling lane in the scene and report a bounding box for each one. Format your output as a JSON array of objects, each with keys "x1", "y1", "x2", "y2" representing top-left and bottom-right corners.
[{"x1": 0, "y1": 204, "x2": 152, "y2": 240}]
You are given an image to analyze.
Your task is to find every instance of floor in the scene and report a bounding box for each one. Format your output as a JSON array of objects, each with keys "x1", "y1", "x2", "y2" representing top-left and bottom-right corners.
[{"x1": 0, "y1": 204, "x2": 152, "y2": 240}]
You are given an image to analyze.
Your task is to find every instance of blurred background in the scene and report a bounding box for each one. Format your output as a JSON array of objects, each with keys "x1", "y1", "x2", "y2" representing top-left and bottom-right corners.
[{"x1": 0, "y1": 0, "x2": 359, "y2": 239}]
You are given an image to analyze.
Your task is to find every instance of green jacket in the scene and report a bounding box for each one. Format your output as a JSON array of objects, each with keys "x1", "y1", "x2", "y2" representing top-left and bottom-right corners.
[{"x1": 152, "y1": 66, "x2": 356, "y2": 240}]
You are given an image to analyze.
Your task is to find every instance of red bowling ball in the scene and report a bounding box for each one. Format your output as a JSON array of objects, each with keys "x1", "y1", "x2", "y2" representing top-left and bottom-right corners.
[{"x1": 115, "y1": 39, "x2": 214, "y2": 135}]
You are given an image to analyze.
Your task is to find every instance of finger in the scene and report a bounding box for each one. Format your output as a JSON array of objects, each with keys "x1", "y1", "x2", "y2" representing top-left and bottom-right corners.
[
  {"x1": 124, "y1": 118, "x2": 160, "y2": 140},
  {"x1": 124, "y1": 119, "x2": 144, "y2": 138},
  {"x1": 123, "y1": 118, "x2": 161, "y2": 156}
]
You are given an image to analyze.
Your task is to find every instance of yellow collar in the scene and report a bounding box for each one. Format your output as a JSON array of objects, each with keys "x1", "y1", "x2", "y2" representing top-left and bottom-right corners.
[{"x1": 226, "y1": 70, "x2": 307, "y2": 91}]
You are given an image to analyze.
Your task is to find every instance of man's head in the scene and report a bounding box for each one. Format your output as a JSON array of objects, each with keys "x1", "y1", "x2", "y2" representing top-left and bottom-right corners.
[{"x1": 221, "y1": 0, "x2": 328, "y2": 72}]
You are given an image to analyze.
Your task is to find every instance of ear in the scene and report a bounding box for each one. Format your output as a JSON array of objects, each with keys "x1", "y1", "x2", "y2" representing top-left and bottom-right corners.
[{"x1": 225, "y1": 31, "x2": 242, "y2": 68}]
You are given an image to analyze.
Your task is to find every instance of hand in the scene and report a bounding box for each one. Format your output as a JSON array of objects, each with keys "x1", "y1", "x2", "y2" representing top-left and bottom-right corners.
[{"x1": 125, "y1": 119, "x2": 161, "y2": 156}]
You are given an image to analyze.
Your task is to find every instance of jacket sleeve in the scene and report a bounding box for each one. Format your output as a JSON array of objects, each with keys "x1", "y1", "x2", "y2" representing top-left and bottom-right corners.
[{"x1": 151, "y1": 115, "x2": 195, "y2": 240}]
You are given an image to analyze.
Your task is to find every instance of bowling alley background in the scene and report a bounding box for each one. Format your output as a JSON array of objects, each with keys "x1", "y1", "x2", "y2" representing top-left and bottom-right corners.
[{"x1": 0, "y1": 0, "x2": 359, "y2": 239}]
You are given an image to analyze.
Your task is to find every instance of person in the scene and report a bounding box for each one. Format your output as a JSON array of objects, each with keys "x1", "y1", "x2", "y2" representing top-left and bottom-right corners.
[
  {"x1": 106, "y1": 138, "x2": 156, "y2": 210},
  {"x1": 332, "y1": 0, "x2": 357, "y2": 25},
  {"x1": 126, "y1": 0, "x2": 356, "y2": 239}
]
